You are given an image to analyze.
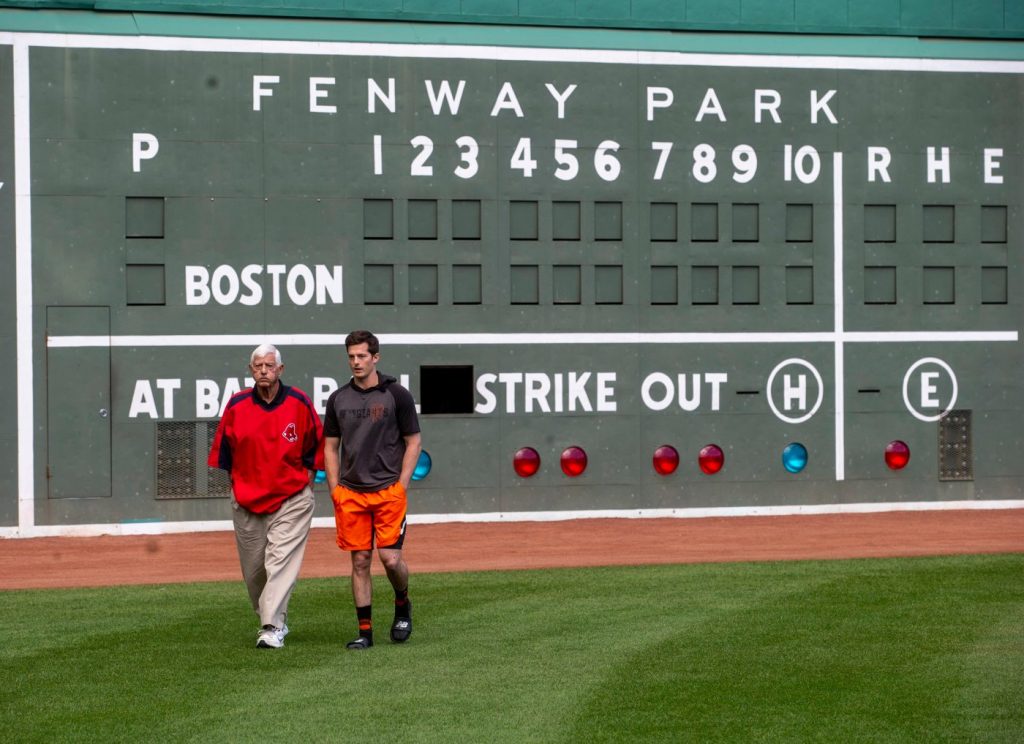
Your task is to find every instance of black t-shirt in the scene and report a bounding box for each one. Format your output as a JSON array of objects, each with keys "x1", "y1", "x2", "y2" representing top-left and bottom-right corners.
[{"x1": 323, "y1": 373, "x2": 421, "y2": 492}]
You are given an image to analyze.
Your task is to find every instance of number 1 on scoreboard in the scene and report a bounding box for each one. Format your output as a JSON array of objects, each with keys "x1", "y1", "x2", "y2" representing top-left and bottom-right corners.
[{"x1": 373, "y1": 134, "x2": 383, "y2": 175}]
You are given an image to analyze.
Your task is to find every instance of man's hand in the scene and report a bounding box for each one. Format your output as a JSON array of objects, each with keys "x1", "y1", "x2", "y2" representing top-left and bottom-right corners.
[
  {"x1": 398, "y1": 432, "x2": 422, "y2": 491},
  {"x1": 324, "y1": 436, "x2": 341, "y2": 491}
]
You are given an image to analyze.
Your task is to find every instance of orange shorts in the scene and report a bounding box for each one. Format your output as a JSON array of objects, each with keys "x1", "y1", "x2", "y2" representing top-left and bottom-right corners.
[{"x1": 331, "y1": 482, "x2": 407, "y2": 552}]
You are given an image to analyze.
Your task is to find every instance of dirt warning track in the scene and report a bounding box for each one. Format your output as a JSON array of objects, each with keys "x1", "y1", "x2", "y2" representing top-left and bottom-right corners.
[{"x1": 2, "y1": 509, "x2": 1022, "y2": 591}]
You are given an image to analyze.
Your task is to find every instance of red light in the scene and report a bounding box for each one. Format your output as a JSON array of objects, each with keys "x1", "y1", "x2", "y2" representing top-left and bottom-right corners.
[
  {"x1": 513, "y1": 447, "x2": 540, "y2": 477},
  {"x1": 560, "y1": 446, "x2": 588, "y2": 477},
  {"x1": 885, "y1": 440, "x2": 910, "y2": 470},
  {"x1": 653, "y1": 445, "x2": 679, "y2": 475},
  {"x1": 698, "y1": 444, "x2": 724, "y2": 475}
]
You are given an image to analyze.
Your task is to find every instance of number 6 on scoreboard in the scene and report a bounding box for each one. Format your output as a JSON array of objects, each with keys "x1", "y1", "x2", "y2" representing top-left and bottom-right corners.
[{"x1": 594, "y1": 140, "x2": 621, "y2": 181}]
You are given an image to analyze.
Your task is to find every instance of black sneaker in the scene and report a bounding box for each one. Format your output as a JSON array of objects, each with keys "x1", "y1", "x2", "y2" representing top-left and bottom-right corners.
[
  {"x1": 346, "y1": 635, "x2": 373, "y2": 650},
  {"x1": 391, "y1": 602, "x2": 412, "y2": 643}
]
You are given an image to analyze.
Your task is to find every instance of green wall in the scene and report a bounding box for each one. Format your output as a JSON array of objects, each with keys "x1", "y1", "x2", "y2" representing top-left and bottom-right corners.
[
  {"x1": 1, "y1": 0, "x2": 1023, "y2": 39},
  {"x1": 0, "y1": 6, "x2": 1021, "y2": 531}
]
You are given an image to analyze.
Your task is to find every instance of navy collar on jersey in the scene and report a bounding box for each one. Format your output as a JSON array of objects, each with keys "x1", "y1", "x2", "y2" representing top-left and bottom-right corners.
[{"x1": 251, "y1": 382, "x2": 290, "y2": 411}]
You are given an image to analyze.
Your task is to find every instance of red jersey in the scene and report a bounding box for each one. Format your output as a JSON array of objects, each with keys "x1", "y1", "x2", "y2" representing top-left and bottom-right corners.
[{"x1": 208, "y1": 384, "x2": 324, "y2": 514}]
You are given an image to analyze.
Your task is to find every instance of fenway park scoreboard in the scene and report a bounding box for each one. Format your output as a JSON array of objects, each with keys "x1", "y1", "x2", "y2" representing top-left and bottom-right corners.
[{"x1": 2, "y1": 29, "x2": 1023, "y2": 534}]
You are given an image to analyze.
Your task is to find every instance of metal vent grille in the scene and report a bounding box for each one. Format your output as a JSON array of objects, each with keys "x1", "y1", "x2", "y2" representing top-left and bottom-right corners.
[
  {"x1": 938, "y1": 409, "x2": 972, "y2": 481},
  {"x1": 154, "y1": 422, "x2": 231, "y2": 499},
  {"x1": 156, "y1": 422, "x2": 197, "y2": 498},
  {"x1": 206, "y1": 422, "x2": 232, "y2": 496}
]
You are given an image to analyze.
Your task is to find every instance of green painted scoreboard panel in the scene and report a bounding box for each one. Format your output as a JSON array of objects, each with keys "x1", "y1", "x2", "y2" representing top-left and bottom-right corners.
[{"x1": 11, "y1": 36, "x2": 1023, "y2": 527}]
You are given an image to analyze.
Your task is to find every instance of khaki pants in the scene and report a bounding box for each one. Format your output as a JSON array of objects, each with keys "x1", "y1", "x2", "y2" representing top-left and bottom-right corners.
[{"x1": 231, "y1": 485, "x2": 315, "y2": 629}]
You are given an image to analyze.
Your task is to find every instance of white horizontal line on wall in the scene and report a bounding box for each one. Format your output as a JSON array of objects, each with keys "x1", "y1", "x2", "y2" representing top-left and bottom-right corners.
[
  {"x1": 45, "y1": 330, "x2": 1019, "y2": 348},
  {"x1": 2, "y1": 500, "x2": 1022, "y2": 539},
  {"x1": 3, "y1": 33, "x2": 1024, "y2": 74}
]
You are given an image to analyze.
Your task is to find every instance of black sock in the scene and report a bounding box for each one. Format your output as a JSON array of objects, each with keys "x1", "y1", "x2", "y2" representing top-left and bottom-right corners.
[
  {"x1": 394, "y1": 587, "x2": 410, "y2": 618},
  {"x1": 356, "y1": 604, "x2": 373, "y2": 641}
]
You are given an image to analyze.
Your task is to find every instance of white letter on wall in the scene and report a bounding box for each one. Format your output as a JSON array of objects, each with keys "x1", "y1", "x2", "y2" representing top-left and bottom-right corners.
[
  {"x1": 252, "y1": 75, "x2": 279, "y2": 111},
  {"x1": 309, "y1": 77, "x2": 337, "y2": 114},
  {"x1": 646, "y1": 86, "x2": 673, "y2": 122},
  {"x1": 984, "y1": 148, "x2": 1003, "y2": 184},
  {"x1": 927, "y1": 146, "x2": 951, "y2": 184},
  {"x1": 868, "y1": 147, "x2": 892, "y2": 183},
  {"x1": 132, "y1": 133, "x2": 159, "y2": 173}
]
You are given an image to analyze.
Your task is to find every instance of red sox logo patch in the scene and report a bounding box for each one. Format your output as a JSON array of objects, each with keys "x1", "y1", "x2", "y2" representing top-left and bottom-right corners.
[{"x1": 282, "y1": 423, "x2": 298, "y2": 443}]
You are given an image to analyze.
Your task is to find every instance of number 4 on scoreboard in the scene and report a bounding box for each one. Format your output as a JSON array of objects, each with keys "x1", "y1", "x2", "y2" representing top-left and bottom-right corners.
[{"x1": 511, "y1": 137, "x2": 537, "y2": 178}]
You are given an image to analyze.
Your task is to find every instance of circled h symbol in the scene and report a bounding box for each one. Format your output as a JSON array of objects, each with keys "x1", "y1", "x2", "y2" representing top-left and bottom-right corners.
[{"x1": 766, "y1": 358, "x2": 824, "y2": 424}]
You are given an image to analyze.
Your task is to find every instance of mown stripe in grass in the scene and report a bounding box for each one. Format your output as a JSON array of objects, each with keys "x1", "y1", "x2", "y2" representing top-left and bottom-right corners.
[
  {"x1": 1, "y1": 555, "x2": 1021, "y2": 743},
  {"x1": 568, "y1": 556, "x2": 1024, "y2": 743}
]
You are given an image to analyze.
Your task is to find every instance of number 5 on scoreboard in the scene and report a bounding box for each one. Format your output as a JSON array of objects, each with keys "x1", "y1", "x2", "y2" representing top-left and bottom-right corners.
[{"x1": 554, "y1": 139, "x2": 578, "y2": 181}]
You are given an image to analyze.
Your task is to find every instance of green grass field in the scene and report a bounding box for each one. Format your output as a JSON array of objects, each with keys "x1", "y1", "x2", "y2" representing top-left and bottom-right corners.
[{"x1": 2, "y1": 554, "x2": 1022, "y2": 743}]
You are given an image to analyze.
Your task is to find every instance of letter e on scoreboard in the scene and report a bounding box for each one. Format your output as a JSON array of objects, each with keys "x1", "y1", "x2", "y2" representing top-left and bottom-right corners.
[{"x1": 902, "y1": 358, "x2": 958, "y2": 422}]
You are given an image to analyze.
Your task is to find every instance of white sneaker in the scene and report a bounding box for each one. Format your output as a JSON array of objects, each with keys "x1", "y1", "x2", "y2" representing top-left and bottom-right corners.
[{"x1": 256, "y1": 624, "x2": 286, "y2": 649}]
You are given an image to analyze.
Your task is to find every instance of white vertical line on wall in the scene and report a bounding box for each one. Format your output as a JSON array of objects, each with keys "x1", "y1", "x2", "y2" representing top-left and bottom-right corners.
[
  {"x1": 833, "y1": 152, "x2": 845, "y2": 482},
  {"x1": 13, "y1": 41, "x2": 33, "y2": 529}
]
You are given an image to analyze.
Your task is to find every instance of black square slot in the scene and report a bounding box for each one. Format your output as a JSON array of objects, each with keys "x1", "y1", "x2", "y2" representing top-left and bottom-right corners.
[{"x1": 419, "y1": 365, "x2": 474, "y2": 414}]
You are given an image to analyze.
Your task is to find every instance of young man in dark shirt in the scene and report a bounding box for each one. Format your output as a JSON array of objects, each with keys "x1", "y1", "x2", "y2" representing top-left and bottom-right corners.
[{"x1": 323, "y1": 330, "x2": 422, "y2": 649}]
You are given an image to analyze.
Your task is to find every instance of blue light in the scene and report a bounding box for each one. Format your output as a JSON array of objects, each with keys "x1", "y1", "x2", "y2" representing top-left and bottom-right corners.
[
  {"x1": 412, "y1": 450, "x2": 432, "y2": 481},
  {"x1": 782, "y1": 443, "x2": 808, "y2": 474}
]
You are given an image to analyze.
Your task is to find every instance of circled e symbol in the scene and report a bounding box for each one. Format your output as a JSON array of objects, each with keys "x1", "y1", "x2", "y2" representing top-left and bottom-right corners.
[
  {"x1": 766, "y1": 358, "x2": 824, "y2": 424},
  {"x1": 902, "y1": 357, "x2": 958, "y2": 422}
]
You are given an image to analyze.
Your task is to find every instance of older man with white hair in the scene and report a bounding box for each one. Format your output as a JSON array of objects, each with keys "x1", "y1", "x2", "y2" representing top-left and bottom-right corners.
[{"x1": 208, "y1": 343, "x2": 323, "y2": 649}]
